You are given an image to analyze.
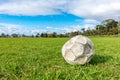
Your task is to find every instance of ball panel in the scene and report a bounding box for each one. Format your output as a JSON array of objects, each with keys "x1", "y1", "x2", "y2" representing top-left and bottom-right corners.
[
  {"x1": 71, "y1": 43, "x2": 84, "y2": 57},
  {"x1": 64, "y1": 49, "x2": 75, "y2": 61},
  {"x1": 86, "y1": 54, "x2": 93, "y2": 63},
  {"x1": 84, "y1": 43, "x2": 91, "y2": 54},
  {"x1": 74, "y1": 56, "x2": 88, "y2": 65},
  {"x1": 65, "y1": 41, "x2": 73, "y2": 49},
  {"x1": 76, "y1": 36, "x2": 87, "y2": 44}
]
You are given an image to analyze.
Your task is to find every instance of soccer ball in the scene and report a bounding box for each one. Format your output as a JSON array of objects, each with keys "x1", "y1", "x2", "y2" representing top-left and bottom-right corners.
[{"x1": 62, "y1": 35, "x2": 94, "y2": 65}]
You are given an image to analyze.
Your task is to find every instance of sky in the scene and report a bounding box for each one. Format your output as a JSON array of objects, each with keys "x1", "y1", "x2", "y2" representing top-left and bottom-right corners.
[{"x1": 0, "y1": 0, "x2": 120, "y2": 35}]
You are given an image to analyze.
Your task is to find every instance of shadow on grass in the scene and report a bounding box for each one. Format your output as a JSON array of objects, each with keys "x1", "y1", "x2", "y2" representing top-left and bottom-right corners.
[{"x1": 89, "y1": 54, "x2": 113, "y2": 65}]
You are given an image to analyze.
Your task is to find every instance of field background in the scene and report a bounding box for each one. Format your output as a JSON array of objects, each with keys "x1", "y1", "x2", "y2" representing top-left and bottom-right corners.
[{"x1": 0, "y1": 37, "x2": 120, "y2": 80}]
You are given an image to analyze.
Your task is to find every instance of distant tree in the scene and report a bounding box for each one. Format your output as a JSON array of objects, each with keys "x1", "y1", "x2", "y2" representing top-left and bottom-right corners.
[
  {"x1": 44, "y1": 33, "x2": 48, "y2": 37},
  {"x1": 102, "y1": 19, "x2": 118, "y2": 32},
  {"x1": 52, "y1": 32, "x2": 57, "y2": 38},
  {"x1": 69, "y1": 31, "x2": 81, "y2": 38},
  {"x1": 40, "y1": 33, "x2": 44, "y2": 37},
  {"x1": 22, "y1": 34, "x2": 26, "y2": 37},
  {"x1": 64, "y1": 33, "x2": 69, "y2": 37},
  {"x1": 36, "y1": 33, "x2": 40, "y2": 37},
  {"x1": 1, "y1": 33, "x2": 6, "y2": 37},
  {"x1": 109, "y1": 27, "x2": 118, "y2": 35},
  {"x1": 40, "y1": 33, "x2": 48, "y2": 37},
  {"x1": 58, "y1": 34, "x2": 65, "y2": 38},
  {"x1": 31, "y1": 35, "x2": 34, "y2": 37},
  {"x1": 6, "y1": 34, "x2": 10, "y2": 38},
  {"x1": 11, "y1": 33, "x2": 19, "y2": 38},
  {"x1": 81, "y1": 28, "x2": 85, "y2": 32}
]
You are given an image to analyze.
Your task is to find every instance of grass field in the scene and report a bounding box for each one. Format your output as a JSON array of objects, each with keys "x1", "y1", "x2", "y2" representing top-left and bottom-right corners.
[{"x1": 0, "y1": 37, "x2": 120, "y2": 80}]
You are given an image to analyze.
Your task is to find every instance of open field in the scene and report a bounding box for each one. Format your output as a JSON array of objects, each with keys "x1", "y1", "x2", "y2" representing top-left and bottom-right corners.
[{"x1": 0, "y1": 37, "x2": 120, "y2": 80}]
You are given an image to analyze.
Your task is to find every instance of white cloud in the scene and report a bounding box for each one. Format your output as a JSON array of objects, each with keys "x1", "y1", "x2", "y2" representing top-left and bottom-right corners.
[
  {"x1": 67, "y1": 0, "x2": 120, "y2": 20},
  {"x1": 0, "y1": 0, "x2": 120, "y2": 34},
  {"x1": 0, "y1": 0, "x2": 67, "y2": 16},
  {"x1": 0, "y1": 0, "x2": 120, "y2": 20},
  {"x1": 0, "y1": 23, "x2": 20, "y2": 34},
  {"x1": 83, "y1": 24, "x2": 95, "y2": 30},
  {"x1": 45, "y1": 24, "x2": 96, "y2": 33},
  {"x1": 0, "y1": 22, "x2": 96, "y2": 34},
  {"x1": 83, "y1": 19, "x2": 100, "y2": 24},
  {"x1": 46, "y1": 26, "x2": 53, "y2": 29},
  {"x1": 0, "y1": 23, "x2": 44, "y2": 35},
  {"x1": 76, "y1": 19, "x2": 100, "y2": 26}
]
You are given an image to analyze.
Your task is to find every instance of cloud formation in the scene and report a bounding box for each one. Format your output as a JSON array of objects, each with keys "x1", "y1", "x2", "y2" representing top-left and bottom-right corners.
[
  {"x1": 0, "y1": 0, "x2": 120, "y2": 34},
  {"x1": 0, "y1": 21, "x2": 96, "y2": 35},
  {"x1": 0, "y1": 0, "x2": 67, "y2": 16},
  {"x1": 0, "y1": 0, "x2": 120, "y2": 20},
  {"x1": 67, "y1": 0, "x2": 120, "y2": 20},
  {"x1": 0, "y1": 23, "x2": 43, "y2": 35}
]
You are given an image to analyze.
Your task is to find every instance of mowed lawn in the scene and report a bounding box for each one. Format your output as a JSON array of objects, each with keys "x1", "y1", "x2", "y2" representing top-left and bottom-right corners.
[{"x1": 0, "y1": 37, "x2": 120, "y2": 80}]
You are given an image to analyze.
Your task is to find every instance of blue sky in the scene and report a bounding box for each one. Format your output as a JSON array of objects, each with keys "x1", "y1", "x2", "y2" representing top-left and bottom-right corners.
[
  {"x1": 0, "y1": 14, "x2": 84, "y2": 28},
  {"x1": 0, "y1": 0, "x2": 120, "y2": 35}
]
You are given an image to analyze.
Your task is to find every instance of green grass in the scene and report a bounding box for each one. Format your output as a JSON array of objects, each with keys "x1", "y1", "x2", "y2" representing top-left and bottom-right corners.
[{"x1": 0, "y1": 37, "x2": 120, "y2": 80}]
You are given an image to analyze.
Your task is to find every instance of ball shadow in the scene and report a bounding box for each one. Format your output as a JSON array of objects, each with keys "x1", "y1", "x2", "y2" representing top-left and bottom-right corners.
[{"x1": 89, "y1": 54, "x2": 113, "y2": 65}]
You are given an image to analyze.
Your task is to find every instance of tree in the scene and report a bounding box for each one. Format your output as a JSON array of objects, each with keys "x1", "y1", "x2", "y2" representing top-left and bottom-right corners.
[
  {"x1": 94, "y1": 19, "x2": 119, "y2": 35},
  {"x1": 52, "y1": 32, "x2": 57, "y2": 38},
  {"x1": 102, "y1": 19, "x2": 118, "y2": 32},
  {"x1": 40, "y1": 33, "x2": 44, "y2": 37},
  {"x1": 81, "y1": 28, "x2": 85, "y2": 32},
  {"x1": 11, "y1": 33, "x2": 19, "y2": 38},
  {"x1": 40, "y1": 33, "x2": 48, "y2": 37},
  {"x1": 36, "y1": 33, "x2": 40, "y2": 37},
  {"x1": 69, "y1": 31, "x2": 81, "y2": 38},
  {"x1": 6, "y1": 34, "x2": 10, "y2": 38},
  {"x1": 58, "y1": 34, "x2": 64, "y2": 38},
  {"x1": 1, "y1": 33, "x2": 6, "y2": 37},
  {"x1": 31, "y1": 35, "x2": 34, "y2": 37},
  {"x1": 22, "y1": 34, "x2": 26, "y2": 37}
]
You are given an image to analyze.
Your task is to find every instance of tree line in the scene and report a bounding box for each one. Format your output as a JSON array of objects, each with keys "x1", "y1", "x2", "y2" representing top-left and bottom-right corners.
[
  {"x1": 0, "y1": 19, "x2": 119, "y2": 38},
  {"x1": 0, "y1": 32, "x2": 69, "y2": 38},
  {"x1": 66, "y1": 19, "x2": 119, "y2": 37}
]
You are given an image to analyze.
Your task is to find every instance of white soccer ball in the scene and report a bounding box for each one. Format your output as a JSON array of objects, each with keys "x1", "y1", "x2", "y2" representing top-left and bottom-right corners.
[{"x1": 62, "y1": 35, "x2": 94, "y2": 65}]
